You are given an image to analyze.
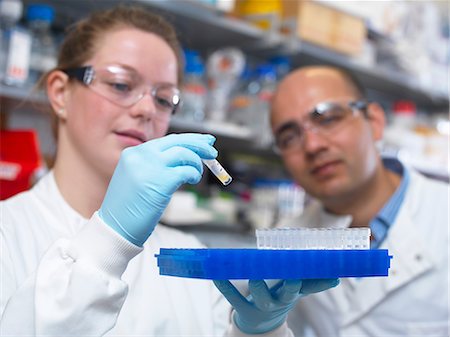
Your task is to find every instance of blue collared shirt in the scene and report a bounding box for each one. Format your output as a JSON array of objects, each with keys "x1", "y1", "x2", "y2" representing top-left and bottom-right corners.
[{"x1": 369, "y1": 158, "x2": 410, "y2": 249}]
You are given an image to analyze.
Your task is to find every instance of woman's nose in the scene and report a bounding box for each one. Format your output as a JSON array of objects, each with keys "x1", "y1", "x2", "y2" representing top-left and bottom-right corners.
[{"x1": 129, "y1": 90, "x2": 157, "y2": 120}]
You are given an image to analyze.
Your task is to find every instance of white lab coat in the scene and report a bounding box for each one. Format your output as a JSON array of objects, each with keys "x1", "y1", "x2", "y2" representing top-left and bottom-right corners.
[
  {"x1": 282, "y1": 169, "x2": 449, "y2": 337},
  {"x1": 0, "y1": 172, "x2": 292, "y2": 337}
]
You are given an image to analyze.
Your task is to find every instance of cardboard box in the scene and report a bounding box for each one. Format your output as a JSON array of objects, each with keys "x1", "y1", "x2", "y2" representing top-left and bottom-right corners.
[{"x1": 281, "y1": 0, "x2": 367, "y2": 56}]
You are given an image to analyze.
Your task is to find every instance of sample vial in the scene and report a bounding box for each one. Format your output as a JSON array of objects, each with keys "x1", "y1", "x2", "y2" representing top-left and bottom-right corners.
[
  {"x1": 256, "y1": 227, "x2": 371, "y2": 250},
  {"x1": 202, "y1": 159, "x2": 232, "y2": 186}
]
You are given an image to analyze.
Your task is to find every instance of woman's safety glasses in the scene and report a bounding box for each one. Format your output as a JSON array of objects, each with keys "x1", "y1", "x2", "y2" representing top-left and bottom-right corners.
[
  {"x1": 274, "y1": 100, "x2": 370, "y2": 153},
  {"x1": 62, "y1": 65, "x2": 180, "y2": 117}
]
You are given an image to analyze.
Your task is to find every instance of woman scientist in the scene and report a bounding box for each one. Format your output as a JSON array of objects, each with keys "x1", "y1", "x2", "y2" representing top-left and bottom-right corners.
[{"x1": 0, "y1": 5, "x2": 338, "y2": 336}]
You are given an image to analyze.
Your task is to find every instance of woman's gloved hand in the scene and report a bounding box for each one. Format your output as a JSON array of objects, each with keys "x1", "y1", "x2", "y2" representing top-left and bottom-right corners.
[
  {"x1": 214, "y1": 278, "x2": 339, "y2": 334},
  {"x1": 99, "y1": 133, "x2": 217, "y2": 246}
]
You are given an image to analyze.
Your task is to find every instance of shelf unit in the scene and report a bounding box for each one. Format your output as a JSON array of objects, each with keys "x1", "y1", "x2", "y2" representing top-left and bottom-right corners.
[
  {"x1": 16, "y1": 0, "x2": 447, "y2": 112},
  {"x1": 2, "y1": 0, "x2": 448, "y2": 179}
]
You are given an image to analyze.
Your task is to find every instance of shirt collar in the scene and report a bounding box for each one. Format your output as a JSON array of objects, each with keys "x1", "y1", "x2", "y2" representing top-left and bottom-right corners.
[{"x1": 370, "y1": 158, "x2": 410, "y2": 248}]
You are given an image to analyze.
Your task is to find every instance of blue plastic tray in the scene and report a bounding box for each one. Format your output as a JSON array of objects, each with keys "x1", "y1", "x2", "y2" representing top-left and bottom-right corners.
[{"x1": 155, "y1": 248, "x2": 392, "y2": 280}]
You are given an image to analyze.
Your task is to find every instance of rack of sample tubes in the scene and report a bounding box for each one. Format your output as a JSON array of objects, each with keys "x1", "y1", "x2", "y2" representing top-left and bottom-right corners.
[
  {"x1": 256, "y1": 227, "x2": 371, "y2": 250},
  {"x1": 155, "y1": 227, "x2": 392, "y2": 280}
]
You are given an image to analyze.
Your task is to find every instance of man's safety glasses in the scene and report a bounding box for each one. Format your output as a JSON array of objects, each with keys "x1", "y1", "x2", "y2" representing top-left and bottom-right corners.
[
  {"x1": 274, "y1": 100, "x2": 370, "y2": 153},
  {"x1": 62, "y1": 65, "x2": 180, "y2": 116}
]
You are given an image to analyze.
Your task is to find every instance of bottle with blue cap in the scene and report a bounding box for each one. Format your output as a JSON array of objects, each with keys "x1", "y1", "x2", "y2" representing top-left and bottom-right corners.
[
  {"x1": 179, "y1": 49, "x2": 207, "y2": 121},
  {"x1": 0, "y1": 0, "x2": 31, "y2": 86},
  {"x1": 269, "y1": 55, "x2": 291, "y2": 81},
  {"x1": 26, "y1": 3, "x2": 57, "y2": 87}
]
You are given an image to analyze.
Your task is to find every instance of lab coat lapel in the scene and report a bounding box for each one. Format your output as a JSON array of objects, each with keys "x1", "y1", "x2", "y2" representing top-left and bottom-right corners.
[
  {"x1": 162, "y1": 273, "x2": 209, "y2": 333},
  {"x1": 338, "y1": 203, "x2": 434, "y2": 326}
]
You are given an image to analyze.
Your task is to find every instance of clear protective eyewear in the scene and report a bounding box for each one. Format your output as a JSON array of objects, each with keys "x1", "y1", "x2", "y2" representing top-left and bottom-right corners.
[
  {"x1": 274, "y1": 100, "x2": 370, "y2": 153},
  {"x1": 62, "y1": 65, "x2": 180, "y2": 116}
]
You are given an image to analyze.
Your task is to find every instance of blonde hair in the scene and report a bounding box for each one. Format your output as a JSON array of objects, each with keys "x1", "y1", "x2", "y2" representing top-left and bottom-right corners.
[
  {"x1": 40, "y1": 5, "x2": 183, "y2": 141},
  {"x1": 57, "y1": 5, "x2": 182, "y2": 81}
]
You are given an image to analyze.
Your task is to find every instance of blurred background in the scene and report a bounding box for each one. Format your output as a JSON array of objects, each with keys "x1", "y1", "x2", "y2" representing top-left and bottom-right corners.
[{"x1": 1, "y1": 0, "x2": 448, "y2": 247}]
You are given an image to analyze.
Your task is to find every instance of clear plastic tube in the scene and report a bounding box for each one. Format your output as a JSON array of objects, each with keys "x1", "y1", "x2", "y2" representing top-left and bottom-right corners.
[
  {"x1": 256, "y1": 227, "x2": 371, "y2": 250},
  {"x1": 202, "y1": 159, "x2": 232, "y2": 186}
]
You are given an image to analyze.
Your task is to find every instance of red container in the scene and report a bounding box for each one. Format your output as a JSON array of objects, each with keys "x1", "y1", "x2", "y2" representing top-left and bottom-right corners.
[{"x1": 0, "y1": 130, "x2": 42, "y2": 200}]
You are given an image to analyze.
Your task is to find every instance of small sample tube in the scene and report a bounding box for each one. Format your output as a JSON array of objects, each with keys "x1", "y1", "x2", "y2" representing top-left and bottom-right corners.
[
  {"x1": 256, "y1": 227, "x2": 371, "y2": 250},
  {"x1": 202, "y1": 159, "x2": 232, "y2": 186}
]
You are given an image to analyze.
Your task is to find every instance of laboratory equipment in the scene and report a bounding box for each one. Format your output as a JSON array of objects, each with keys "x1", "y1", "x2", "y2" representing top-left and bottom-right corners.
[
  {"x1": 256, "y1": 227, "x2": 371, "y2": 250},
  {"x1": 155, "y1": 248, "x2": 392, "y2": 279},
  {"x1": 179, "y1": 49, "x2": 207, "y2": 121},
  {"x1": 155, "y1": 227, "x2": 391, "y2": 279},
  {"x1": 0, "y1": 0, "x2": 31, "y2": 86},
  {"x1": 26, "y1": 4, "x2": 57, "y2": 86},
  {"x1": 202, "y1": 159, "x2": 232, "y2": 186},
  {"x1": 206, "y1": 47, "x2": 245, "y2": 122},
  {"x1": 269, "y1": 55, "x2": 291, "y2": 80},
  {"x1": 228, "y1": 65, "x2": 256, "y2": 127},
  {"x1": 253, "y1": 63, "x2": 277, "y2": 146}
]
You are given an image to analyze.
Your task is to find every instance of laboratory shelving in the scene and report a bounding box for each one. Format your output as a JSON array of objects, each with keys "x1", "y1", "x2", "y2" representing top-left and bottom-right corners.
[
  {"x1": 15, "y1": 0, "x2": 447, "y2": 111},
  {"x1": 1, "y1": 0, "x2": 448, "y2": 179},
  {"x1": 3, "y1": 0, "x2": 448, "y2": 112}
]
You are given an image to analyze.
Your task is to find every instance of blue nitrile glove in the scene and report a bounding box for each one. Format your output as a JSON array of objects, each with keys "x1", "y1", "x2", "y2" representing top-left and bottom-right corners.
[
  {"x1": 99, "y1": 133, "x2": 217, "y2": 246},
  {"x1": 214, "y1": 278, "x2": 339, "y2": 334}
]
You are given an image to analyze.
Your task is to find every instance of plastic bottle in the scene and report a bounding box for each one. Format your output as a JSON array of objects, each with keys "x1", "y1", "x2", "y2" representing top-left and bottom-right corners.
[
  {"x1": 390, "y1": 100, "x2": 417, "y2": 130},
  {"x1": 205, "y1": 47, "x2": 245, "y2": 122},
  {"x1": 228, "y1": 65, "x2": 257, "y2": 127},
  {"x1": 0, "y1": 0, "x2": 31, "y2": 86},
  {"x1": 276, "y1": 180, "x2": 305, "y2": 225},
  {"x1": 253, "y1": 63, "x2": 277, "y2": 146},
  {"x1": 248, "y1": 178, "x2": 278, "y2": 229},
  {"x1": 269, "y1": 55, "x2": 291, "y2": 81},
  {"x1": 179, "y1": 49, "x2": 207, "y2": 121},
  {"x1": 26, "y1": 4, "x2": 57, "y2": 87},
  {"x1": 383, "y1": 100, "x2": 424, "y2": 163}
]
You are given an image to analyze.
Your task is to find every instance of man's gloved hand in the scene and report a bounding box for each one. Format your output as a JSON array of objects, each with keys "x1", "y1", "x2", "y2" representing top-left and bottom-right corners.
[
  {"x1": 214, "y1": 278, "x2": 339, "y2": 334},
  {"x1": 99, "y1": 133, "x2": 217, "y2": 246}
]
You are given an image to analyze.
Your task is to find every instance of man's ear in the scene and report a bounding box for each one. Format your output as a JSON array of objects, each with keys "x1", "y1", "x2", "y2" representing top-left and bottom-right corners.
[
  {"x1": 366, "y1": 102, "x2": 386, "y2": 141},
  {"x1": 47, "y1": 70, "x2": 69, "y2": 119}
]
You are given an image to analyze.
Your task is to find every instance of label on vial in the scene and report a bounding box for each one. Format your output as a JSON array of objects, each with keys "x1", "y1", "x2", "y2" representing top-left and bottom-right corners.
[{"x1": 203, "y1": 159, "x2": 232, "y2": 186}]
